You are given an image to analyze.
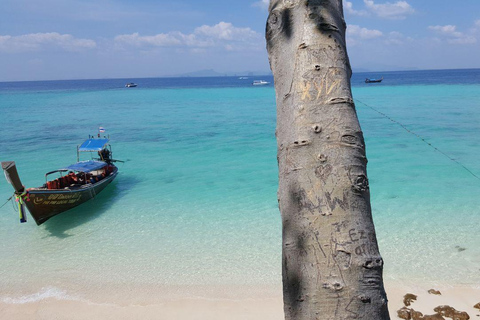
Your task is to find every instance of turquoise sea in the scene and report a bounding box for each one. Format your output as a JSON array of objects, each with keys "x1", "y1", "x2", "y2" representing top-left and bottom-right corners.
[{"x1": 1, "y1": 69, "x2": 480, "y2": 304}]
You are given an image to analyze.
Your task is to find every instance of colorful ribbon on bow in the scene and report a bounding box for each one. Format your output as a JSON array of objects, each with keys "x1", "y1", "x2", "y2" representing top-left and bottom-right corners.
[{"x1": 14, "y1": 191, "x2": 29, "y2": 223}]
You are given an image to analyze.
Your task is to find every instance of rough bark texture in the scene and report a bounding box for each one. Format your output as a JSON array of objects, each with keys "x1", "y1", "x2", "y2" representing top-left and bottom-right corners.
[{"x1": 266, "y1": 1, "x2": 390, "y2": 319}]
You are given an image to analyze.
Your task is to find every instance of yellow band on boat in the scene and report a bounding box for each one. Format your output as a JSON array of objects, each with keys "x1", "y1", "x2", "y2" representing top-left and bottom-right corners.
[{"x1": 14, "y1": 191, "x2": 28, "y2": 223}]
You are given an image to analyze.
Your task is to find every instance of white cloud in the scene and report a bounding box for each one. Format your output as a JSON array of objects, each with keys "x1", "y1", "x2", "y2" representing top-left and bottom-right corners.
[
  {"x1": 385, "y1": 31, "x2": 412, "y2": 45},
  {"x1": 347, "y1": 25, "x2": 383, "y2": 39},
  {"x1": 114, "y1": 32, "x2": 203, "y2": 48},
  {"x1": 115, "y1": 22, "x2": 262, "y2": 51},
  {"x1": 0, "y1": 32, "x2": 96, "y2": 53},
  {"x1": 473, "y1": 20, "x2": 480, "y2": 33},
  {"x1": 343, "y1": 1, "x2": 368, "y2": 16},
  {"x1": 194, "y1": 22, "x2": 257, "y2": 41},
  {"x1": 429, "y1": 25, "x2": 460, "y2": 36},
  {"x1": 346, "y1": 25, "x2": 383, "y2": 47},
  {"x1": 252, "y1": 0, "x2": 269, "y2": 10},
  {"x1": 363, "y1": 0, "x2": 414, "y2": 20},
  {"x1": 428, "y1": 25, "x2": 476, "y2": 44}
]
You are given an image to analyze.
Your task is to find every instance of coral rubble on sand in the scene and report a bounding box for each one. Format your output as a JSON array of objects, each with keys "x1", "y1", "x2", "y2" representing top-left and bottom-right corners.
[{"x1": 397, "y1": 292, "x2": 471, "y2": 320}]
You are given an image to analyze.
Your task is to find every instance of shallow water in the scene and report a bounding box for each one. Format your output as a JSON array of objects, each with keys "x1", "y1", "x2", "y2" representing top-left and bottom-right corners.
[{"x1": 1, "y1": 70, "x2": 479, "y2": 302}]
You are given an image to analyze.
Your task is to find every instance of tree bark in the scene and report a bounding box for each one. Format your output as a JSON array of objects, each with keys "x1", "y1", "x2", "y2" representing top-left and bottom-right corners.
[{"x1": 266, "y1": 1, "x2": 390, "y2": 319}]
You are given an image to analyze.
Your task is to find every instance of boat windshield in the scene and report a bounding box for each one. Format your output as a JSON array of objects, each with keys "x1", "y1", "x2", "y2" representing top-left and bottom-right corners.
[{"x1": 45, "y1": 169, "x2": 69, "y2": 177}]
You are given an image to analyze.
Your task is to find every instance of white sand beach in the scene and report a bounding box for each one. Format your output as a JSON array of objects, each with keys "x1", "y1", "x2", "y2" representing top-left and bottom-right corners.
[{"x1": 1, "y1": 281, "x2": 479, "y2": 319}]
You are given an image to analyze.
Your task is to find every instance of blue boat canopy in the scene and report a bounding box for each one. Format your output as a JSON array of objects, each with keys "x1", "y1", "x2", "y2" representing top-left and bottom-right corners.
[
  {"x1": 78, "y1": 138, "x2": 109, "y2": 152},
  {"x1": 62, "y1": 160, "x2": 107, "y2": 173}
]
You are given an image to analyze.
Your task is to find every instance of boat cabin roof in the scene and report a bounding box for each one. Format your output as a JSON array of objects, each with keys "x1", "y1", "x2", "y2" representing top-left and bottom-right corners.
[
  {"x1": 61, "y1": 160, "x2": 107, "y2": 173},
  {"x1": 79, "y1": 138, "x2": 109, "y2": 152}
]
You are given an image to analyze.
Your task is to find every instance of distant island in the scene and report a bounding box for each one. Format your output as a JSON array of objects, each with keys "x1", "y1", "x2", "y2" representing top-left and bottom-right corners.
[
  {"x1": 166, "y1": 67, "x2": 419, "y2": 78},
  {"x1": 167, "y1": 69, "x2": 272, "y2": 78}
]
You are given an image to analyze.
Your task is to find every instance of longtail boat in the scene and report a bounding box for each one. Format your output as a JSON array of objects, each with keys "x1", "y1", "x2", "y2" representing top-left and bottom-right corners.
[
  {"x1": 365, "y1": 77, "x2": 383, "y2": 83},
  {"x1": 2, "y1": 136, "x2": 119, "y2": 225}
]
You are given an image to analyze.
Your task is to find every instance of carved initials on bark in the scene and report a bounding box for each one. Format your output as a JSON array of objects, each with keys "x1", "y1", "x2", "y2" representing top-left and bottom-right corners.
[{"x1": 324, "y1": 190, "x2": 349, "y2": 213}]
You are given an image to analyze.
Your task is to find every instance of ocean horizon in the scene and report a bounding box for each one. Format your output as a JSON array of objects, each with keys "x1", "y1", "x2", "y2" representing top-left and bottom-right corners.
[
  {"x1": 1, "y1": 66, "x2": 478, "y2": 84},
  {"x1": 1, "y1": 68, "x2": 480, "y2": 304}
]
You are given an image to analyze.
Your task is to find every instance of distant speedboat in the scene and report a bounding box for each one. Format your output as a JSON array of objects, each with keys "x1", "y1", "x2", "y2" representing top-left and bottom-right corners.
[
  {"x1": 238, "y1": 77, "x2": 249, "y2": 80},
  {"x1": 252, "y1": 80, "x2": 270, "y2": 86},
  {"x1": 365, "y1": 77, "x2": 383, "y2": 83},
  {"x1": 125, "y1": 83, "x2": 137, "y2": 88}
]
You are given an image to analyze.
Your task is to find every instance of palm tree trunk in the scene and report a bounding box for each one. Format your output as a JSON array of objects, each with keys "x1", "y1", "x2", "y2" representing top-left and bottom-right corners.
[{"x1": 266, "y1": 1, "x2": 390, "y2": 319}]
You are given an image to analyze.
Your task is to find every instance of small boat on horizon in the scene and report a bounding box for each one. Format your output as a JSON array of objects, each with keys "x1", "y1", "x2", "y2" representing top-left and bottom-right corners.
[
  {"x1": 125, "y1": 83, "x2": 137, "y2": 87},
  {"x1": 365, "y1": 77, "x2": 383, "y2": 83},
  {"x1": 238, "y1": 77, "x2": 249, "y2": 80},
  {"x1": 2, "y1": 133, "x2": 120, "y2": 225},
  {"x1": 252, "y1": 80, "x2": 270, "y2": 86}
]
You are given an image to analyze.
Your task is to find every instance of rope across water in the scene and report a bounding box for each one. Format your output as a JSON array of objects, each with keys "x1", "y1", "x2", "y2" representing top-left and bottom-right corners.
[
  {"x1": 0, "y1": 195, "x2": 13, "y2": 209},
  {"x1": 355, "y1": 98, "x2": 480, "y2": 182}
]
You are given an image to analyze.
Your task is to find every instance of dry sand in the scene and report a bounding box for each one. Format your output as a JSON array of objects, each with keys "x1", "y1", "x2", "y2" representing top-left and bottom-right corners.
[{"x1": 1, "y1": 281, "x2": 479, "y2": 319}]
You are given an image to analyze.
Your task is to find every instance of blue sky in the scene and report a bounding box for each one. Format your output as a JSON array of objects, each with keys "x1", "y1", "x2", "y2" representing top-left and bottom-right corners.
[{"x1": 1, "y1": 0, "x2": 480, "y2": 81}]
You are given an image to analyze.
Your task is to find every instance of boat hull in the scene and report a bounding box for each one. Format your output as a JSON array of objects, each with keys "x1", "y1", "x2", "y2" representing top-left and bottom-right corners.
[
  {"x1": 26, "y1": 168, "x2": 118, "y2": 225},
  {"x1": 365, "y1": 78, "x2": 383, "y2": 83}
]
